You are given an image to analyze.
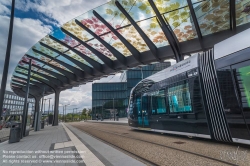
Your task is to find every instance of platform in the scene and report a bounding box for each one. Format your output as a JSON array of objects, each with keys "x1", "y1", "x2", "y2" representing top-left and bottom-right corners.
[{"x1": 0, "y1": 123, "x2": 144, "y2": 166}]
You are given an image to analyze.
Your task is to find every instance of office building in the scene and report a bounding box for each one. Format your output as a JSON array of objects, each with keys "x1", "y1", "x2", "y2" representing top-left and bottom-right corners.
[
  {"x1": 1, "y1": 89, "x2": 35, "y2": 117},
  {"x1": 92, "y1": 62, "x2": 170, "y2": 119}
]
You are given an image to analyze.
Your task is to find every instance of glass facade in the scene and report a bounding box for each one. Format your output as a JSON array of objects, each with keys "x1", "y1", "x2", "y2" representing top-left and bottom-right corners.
[
  {"x1": 92, "y1": 62, "x2": 171, "y2": 119},
  {"x1": 92, "y1": 82, "x2": 127, "y2": 119},
  {"x1": 126, "y1": 63, "x2": 171, "y2": 99},
  {"x1": 1, "y1": 90, "x2": 35, "y2": 116}
]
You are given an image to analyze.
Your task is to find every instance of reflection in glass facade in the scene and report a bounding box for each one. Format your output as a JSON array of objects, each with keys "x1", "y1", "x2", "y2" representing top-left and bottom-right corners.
[
  {"x1": 92, "y1": 82, "x2": 127, "y2": 119},
  {"x1": 1, "y1": 90, "x2": 35, "y2": 116},
  {"x1": 238, "y1": 64, "x2": 250, "y2": 107},
  {"x1": 92, "y1": 62, "x2": 170, "y2": 119}
]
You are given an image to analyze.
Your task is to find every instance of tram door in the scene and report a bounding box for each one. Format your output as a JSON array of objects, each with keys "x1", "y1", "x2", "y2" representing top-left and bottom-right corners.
[
  {"x1": 135, "y1": 96, "x2": 142, "y2": 126},
  {"x1": 141, "y1": 96, "x2": 150, "y2": 127}
]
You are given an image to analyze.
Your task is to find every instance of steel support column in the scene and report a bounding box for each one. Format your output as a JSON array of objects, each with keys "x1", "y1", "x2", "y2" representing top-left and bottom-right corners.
[
  {"x1": 21, "y1": 59, "x2": 32, "y2": 138},
  {"x1": 53, "y1": 90, "x2": 61, "y2": 126},
  {"x1": 230, "y1": 0, "x2": 236, "y2": 30},
  {"x1": 0, "y1": 0, "x2": 15, "y2": 117},
  {"x1": 34, "y1": 96, "x2": 41, "y2": 131}
]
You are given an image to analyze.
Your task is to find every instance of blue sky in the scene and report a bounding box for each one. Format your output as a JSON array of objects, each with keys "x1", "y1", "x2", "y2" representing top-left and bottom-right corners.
[{"x1": 0, "y1": 0, "x2": 123, "y2": 112}]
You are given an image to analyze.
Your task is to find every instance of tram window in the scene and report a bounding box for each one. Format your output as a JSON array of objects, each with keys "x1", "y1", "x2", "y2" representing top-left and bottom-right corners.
[
  {"x1": 217, "y1": 67, "x2": 241, "y2": 113},
  {"x1": 232, "y1": 61, "x2": 250, "y2": 113},
  {"x1": 151, "y1": 90, "x2": 167, "y2": 114},
  {"x1": 168, "y1": 82, "x2": 192, "y2": 113}
]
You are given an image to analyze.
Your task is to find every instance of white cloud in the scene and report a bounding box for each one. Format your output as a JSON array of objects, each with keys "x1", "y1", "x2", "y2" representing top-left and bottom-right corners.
[
  {"x1": 0, "y1": 15, "x2": 52, "y2": 91},
  {"x1": 15, "y1": 0, "x2": 109, "y2": 25},
  {"x1": 0, "y1": 0, "x2": 118, "y2": 109},
  {"x1": 42, "y1": 83, "x2": 93, "y2": 114},
  {"x1": 0, "y1": 3, "x2": 10, "y2": 15},
  {"x1": 42, "y1": 73, "x2": 123, "y2": 113}
]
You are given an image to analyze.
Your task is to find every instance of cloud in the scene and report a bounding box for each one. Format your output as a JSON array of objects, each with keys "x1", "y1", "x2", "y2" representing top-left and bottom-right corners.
[
  {"x1": 42, "y1": 73, "x2": 123, "y2": 113},
  {"x1": 0, "y1": 3, "x2": 10, "y2": 15},
  {"x1": 15, "y1": 0, "x2": 109, "y2": 25},
  {"x1": 0, "y1": 15, "x2": 52, "y2": 91},
  {"x1": 0, "y1": 0, "x2": 120, "y2": 110},
  {"x1": 42, "y1": 82, "x2": 93, "y2": 114}
]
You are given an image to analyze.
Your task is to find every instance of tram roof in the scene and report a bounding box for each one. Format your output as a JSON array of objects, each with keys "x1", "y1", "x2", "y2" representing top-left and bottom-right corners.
[{"x1": 10, "y1": 0, "x2": 250, "y2": 98}]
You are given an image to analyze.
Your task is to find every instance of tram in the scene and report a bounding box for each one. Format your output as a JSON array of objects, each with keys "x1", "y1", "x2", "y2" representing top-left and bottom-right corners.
[{"x1": 128, "y1": 29, "x2": 250, "y2": 145}]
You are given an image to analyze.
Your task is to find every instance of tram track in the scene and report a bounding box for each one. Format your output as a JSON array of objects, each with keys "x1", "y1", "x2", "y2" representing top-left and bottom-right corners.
[{"x1": 70, "y1": 122, "x2": 239, "y2": 166}]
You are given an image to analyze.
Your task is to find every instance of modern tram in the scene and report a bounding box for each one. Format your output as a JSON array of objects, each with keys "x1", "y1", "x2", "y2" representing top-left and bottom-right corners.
[{"x1": 128, "y1": 29, "x2": 250, "y2": 145}]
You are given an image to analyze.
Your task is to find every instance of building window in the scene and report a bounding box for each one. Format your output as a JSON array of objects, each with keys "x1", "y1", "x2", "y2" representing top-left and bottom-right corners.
[{"x1": 168, "y1": 81, "x2": 192, "y2": 113}]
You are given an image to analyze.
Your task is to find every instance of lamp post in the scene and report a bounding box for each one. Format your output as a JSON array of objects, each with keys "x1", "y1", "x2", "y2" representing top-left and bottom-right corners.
[
  {"x1": 75, "y1": 108, "x2": 78, "y2": 121},
  {"x1": 47, "y1": 98, "x2": 51, "y2": 117},
  {"x1": 113, "y1": 98, "x2": 115, "y2": 121},
  {"x1": 64, "y1": 104, "x2": 70, "y2": 122},
  {"x1": 51, "y1": 105, "x2": 54, "y2": 115},
  {"x1": 102, "y1": 101, "x2": 105, "y2": 121},
  {"x1": 43, "y1": 99, "x2": 47, "y2": 114},
  {"x1": 59, "y1": 104, "x2": 63, "y2": 122},
  {"x1": 72, "y1": 108, "x2": 74, "y2": 121},
  {"x1": 61, "y1": 104, "x2": 64, "y2": 122},
  {"x1": 46, "y1": 98, "x2": 51, "y2": 125},
  {"x1": 72, "y1": 108, "x2": 78, "y2": 121},
  {"x1": 79, "y1": 110, "x2": 81, "y2": 121}
]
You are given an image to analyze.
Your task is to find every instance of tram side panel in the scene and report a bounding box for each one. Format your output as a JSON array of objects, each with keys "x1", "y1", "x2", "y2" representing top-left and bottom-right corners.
[
  {"x1": 128, "y1": 59, "x2": 212, "y2": 138},
  {"x1": 215, "y1": 47, "x2": 250, "y2": 144},
  {"x1": 148, "y1": 76, "x2": 210, "y2": 137}
]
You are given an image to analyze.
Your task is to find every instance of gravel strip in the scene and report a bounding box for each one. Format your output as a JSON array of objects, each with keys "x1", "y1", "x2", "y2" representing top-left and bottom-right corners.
[{"x1": 69, "y1": 122, "x2": 250, "y2": 166}]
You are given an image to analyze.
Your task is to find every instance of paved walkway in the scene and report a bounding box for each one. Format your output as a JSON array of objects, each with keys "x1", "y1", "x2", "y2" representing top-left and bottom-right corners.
[
  {"x1": 0, "y1": 128, "x2": 10, "y2": 142},
  {"x1": 0, "y1": 123, "x2": 145, "y2": 166}
]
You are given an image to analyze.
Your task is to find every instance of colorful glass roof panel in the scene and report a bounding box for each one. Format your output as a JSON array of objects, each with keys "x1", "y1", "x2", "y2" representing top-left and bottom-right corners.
[
  {"x1": 86, "y1": 39, "x2": 117, "y2": 60},
  {"x1": 74, "y1": 45, "x2": 105, "y2": 64},
  {"x1": 136, "y1": 17, "x2": 169, "y2": 48},
  {"x1": 42, "y1": 65, "x2": 64, "y2": 75},
  {"x1": 32, "y1": 42, "x2": 59, "y2": 58},
  {"x1": 193, "y1": 0, "x2": 230, "y2": 36},
  {"x1": 40, "y1": 35, "x2": 69, "y2": 53},
  {"x1": 164, "y1": 7, "x2": 198, "y2": 42},
  {"x1": 10, "y1": 0, "x2": 248, "y2": 97},
  {"x1": 62, "y1": 50, "x2": 94, "y2": 67},
  {"x1": 236, "y1": 0, "x2": 250, "y2": 26}
]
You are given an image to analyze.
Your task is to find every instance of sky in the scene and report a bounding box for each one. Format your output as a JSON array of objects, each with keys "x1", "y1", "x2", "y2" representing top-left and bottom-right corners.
[{"x1": 0, "y1": 0, "x2": 124, "y2": 114}]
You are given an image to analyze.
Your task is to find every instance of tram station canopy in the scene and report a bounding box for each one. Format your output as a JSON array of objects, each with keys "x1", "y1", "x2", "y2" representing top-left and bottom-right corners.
[{"x1": 10, "y1": 0, "x2": 250, "y2": 99}]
